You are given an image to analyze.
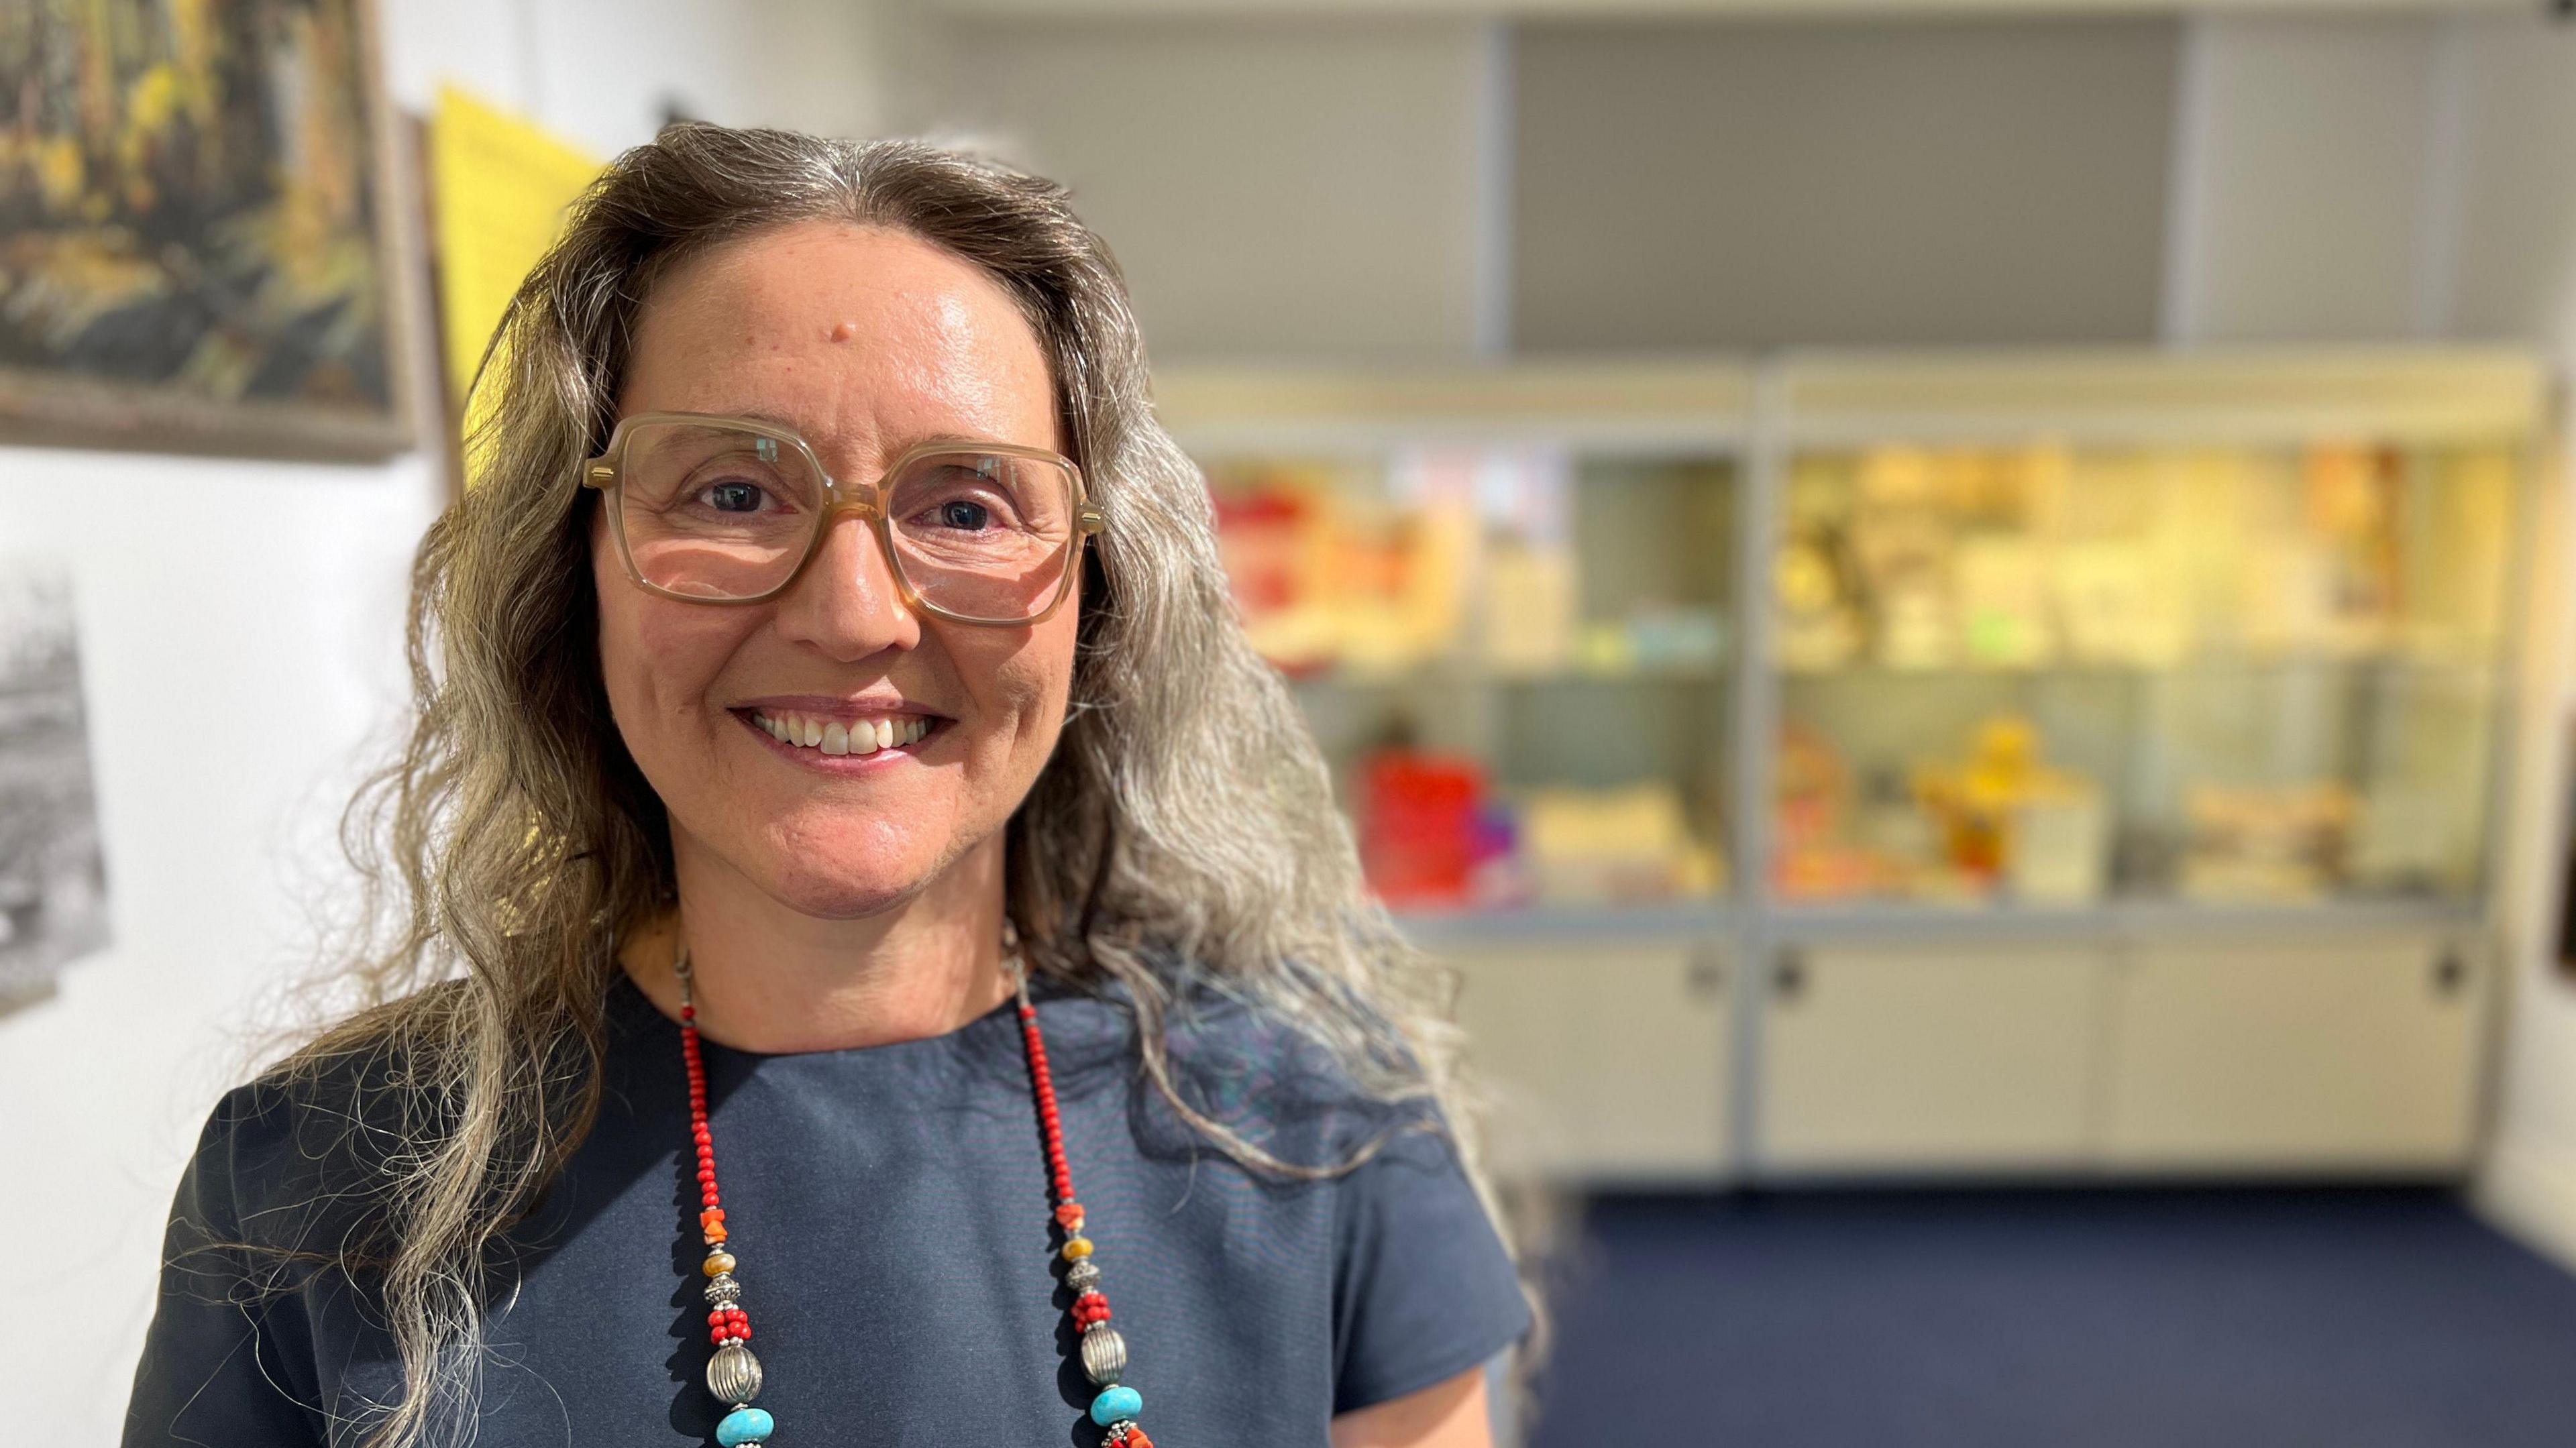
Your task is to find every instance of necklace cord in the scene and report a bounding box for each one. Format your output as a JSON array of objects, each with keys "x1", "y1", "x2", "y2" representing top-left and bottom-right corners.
[{"x1": 665, "y1": 941, "x2": 1158, "y2": 1445}]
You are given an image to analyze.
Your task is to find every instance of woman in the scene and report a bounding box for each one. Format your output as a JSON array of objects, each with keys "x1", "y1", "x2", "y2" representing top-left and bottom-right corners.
[{"x1": 121, "y1": 127, "x2": 1527, "y2": 1448}]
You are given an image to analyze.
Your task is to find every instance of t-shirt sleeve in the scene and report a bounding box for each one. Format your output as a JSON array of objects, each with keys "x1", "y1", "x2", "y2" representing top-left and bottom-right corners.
[
  {"x1": 121, "y1": 1084, "x2": 328, "y2": 1447},
  {"x1": 1328, "y1": 1116, "x2": 1532, "y2": 1415}
]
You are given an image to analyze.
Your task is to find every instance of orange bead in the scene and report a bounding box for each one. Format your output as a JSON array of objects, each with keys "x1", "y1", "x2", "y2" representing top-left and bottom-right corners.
[
  {"x1": 1061, "y1": 1236, "x2": 1093, "y2": 1261},
  {"x1": 704, "y1": 1224, "x2": 728, "y2": 1244}
]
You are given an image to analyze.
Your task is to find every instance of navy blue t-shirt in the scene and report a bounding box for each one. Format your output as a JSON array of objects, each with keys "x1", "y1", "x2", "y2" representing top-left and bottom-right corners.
[{"x1": 122, "y1": 969, "x2": 1529, "y2": 1446}]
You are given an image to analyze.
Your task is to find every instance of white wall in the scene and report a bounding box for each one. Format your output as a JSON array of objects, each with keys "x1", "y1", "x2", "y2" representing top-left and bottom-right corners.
[
  {"x1": 2446, "y1": 17, "x2": 2576, "y2": 1272},
  {"x1": 0, "y1": 1, "x2": 892, "y2": 1437},
  {"x1": 911, "y1": 17, "x2": 1497, "y2": 359},
  {"x1": 0, "y1": 453, "x2": 440, "y2": 1438},
  {"x1": 378, "y1": 0, "x2": 891, "y2": 156}
]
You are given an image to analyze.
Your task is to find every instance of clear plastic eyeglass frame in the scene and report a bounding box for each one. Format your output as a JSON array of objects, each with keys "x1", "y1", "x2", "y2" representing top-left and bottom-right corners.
[{"x1": 580, "y1": 410, "x2": 1106, "y2": 625}]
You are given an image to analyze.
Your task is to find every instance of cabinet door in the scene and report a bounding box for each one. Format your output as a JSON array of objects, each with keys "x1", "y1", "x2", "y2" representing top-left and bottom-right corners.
[
  {"x1": 1446, "y1": 939, "x2": 1732, "y2": 1182},
  {"x1": 2102, "y1": 937, "x2": 2485, "y2": 1170},
  {"x1": 1760, "y1": 944, "x2": 2104, "y2": 1172}
]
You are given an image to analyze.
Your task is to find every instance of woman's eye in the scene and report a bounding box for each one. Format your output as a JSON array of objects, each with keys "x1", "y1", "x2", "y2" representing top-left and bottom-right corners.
[
  {"x1": 938, "y1": 499, "x2": 992, "y2": 531},
  {"x1": 704, "y1": 480, "x2": 765, "y2": 512}
]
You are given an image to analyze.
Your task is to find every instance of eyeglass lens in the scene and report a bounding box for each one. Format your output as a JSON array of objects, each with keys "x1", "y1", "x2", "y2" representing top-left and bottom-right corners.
[{"x1": 611, "y1": 421, "x2": 1079, "y2": 619}]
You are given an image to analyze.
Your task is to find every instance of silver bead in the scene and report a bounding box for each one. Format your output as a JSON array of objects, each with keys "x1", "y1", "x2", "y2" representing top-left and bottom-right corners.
[
  {"x1": 1079, "y1": 1323, "x2": 1128, "y2": 1385},
  {"x1": 1063, "y1": 1258, "x2": 1102, "y2": 1293},
  {"x1": 706, "y1": 1341, "x2": 763, "y2": 1404},
  {"x1": 703, "y1": 1274, "x2": 742, "y2": 1305}
]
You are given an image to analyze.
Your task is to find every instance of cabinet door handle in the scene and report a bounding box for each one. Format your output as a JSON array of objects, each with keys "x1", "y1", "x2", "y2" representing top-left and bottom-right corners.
[
  {"x1": 1686, "y1": 950, "x2": 1727, "y2": 1001},
  {"x1": 1772, "y1": 950, "x2": 1808, "y2": 1003},
  {"x1": 2432, "y1": 950, "x2": 2470, "y2": 998}
]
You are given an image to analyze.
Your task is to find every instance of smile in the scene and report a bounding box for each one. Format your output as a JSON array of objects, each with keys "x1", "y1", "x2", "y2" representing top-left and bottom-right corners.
[{"x1": 749, "y1": 710, "x2": 935, "y2": 757}]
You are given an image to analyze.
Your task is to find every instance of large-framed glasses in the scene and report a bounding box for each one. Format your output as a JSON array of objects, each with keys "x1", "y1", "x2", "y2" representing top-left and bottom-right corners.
[{"x1": 582, "y1": 411, "x2": 1104, "y2": 624}]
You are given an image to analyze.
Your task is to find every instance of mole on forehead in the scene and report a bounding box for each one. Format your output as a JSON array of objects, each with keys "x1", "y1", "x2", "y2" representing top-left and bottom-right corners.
[{"x1": 828, "y1": 321, "x2": 859, "y2": 343}]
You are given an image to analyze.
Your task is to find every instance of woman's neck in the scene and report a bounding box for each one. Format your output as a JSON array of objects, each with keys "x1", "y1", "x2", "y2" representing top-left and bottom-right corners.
[{"x1": 618, "y1": 832, "x2": 1018, "y2": 1053}]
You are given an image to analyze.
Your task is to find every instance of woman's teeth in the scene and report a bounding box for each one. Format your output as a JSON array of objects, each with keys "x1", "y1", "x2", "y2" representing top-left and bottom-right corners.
[{"x1": 751, "y1": 712, "x2": 931, "y2": 756}]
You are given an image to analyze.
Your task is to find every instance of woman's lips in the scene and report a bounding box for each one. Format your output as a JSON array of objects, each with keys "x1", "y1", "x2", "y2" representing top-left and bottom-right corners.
[{"x1": 742, "y1": 707, "x2": 938, "y2": 758}]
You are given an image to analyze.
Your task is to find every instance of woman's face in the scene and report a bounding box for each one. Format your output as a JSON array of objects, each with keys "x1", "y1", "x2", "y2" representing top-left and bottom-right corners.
[{"x1": 593, "y1": 221, "x2": 1078, "y2": 919}]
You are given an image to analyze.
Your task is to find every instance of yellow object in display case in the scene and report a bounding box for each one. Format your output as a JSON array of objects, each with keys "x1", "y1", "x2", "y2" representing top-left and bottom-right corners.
[{"x1": 1481, "y1": 536, "x2": 1578, "y2": 676}]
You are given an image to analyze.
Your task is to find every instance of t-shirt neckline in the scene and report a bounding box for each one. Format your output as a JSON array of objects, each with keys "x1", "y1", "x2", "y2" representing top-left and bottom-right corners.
[{"x1": 606, "y1": 961, "x2": 1088, "y2": 1064}]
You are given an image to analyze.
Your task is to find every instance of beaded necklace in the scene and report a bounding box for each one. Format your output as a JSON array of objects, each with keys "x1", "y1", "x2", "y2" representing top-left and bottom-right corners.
[{"x1": 674, "y1": 949, "x2": 1156, "y2": 1447}]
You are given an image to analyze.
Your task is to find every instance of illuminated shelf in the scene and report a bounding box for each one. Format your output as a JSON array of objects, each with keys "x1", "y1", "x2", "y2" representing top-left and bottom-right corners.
[
  {"x1": 1764, "y1": 895, "x2": 2484, "y2": 939},
  {"x1": 1283, "y1": 656, "x2": 1730, "y2": 689},
  {"x1": 1777, "y1": 651, "x2": 2502, "y2": 679}
]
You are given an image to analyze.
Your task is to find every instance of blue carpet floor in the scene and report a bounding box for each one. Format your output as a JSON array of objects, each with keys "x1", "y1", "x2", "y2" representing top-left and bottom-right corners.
[{"x1": 1522, "y1": 1189, "x2": 2576, "y2": 1448}]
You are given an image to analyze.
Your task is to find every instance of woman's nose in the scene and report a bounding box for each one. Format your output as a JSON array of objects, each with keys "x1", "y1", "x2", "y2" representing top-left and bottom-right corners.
[{"x1": 770, "y1": 514, "x2": 921, "y2": 660}]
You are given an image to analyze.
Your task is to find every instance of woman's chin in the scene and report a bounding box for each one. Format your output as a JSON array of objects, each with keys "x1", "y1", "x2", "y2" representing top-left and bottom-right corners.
[{"x1": 757, "y1": 849, "x2": 951, "y2": 920}]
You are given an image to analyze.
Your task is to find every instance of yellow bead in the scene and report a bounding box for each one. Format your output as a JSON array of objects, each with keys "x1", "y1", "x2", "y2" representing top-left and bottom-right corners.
[
  {"x1": 703, "y1": 1251, "x2": 737, "y2": 1277},
  {"x1": 1062, "y1": 1237, "x2": 1094, "y2": 1261}
]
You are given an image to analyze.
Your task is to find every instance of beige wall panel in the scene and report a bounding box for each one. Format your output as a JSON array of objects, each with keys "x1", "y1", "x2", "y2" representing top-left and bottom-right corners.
[
  {"x1": 2445, "y1": 17, "x2": 2576, "y2": 345},
  {"x1": 2103, "y1": 937, "x2": 2485, "y2": 1169},
  {"x1": 920, "y1": 18, "x2": 1489, "y2": 359},
  {"x1": 2165, "y1": 16, "x2": 2443, "y2": 343},
  {"x1": 1512, "y1": 19, "x2": 2176, "y2": 349},
  {"x1": 1449, "y1": 939, "x2": 1732, "y2": 1181},
  {"x1": 1760, "y1": 944, "x2": 2104, "y2": 1170}
]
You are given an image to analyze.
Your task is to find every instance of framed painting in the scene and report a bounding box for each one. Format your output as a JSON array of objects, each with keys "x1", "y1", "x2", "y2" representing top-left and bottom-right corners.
[{"x1": 0, "y1": 0, "x2": 414, "y2": 459}]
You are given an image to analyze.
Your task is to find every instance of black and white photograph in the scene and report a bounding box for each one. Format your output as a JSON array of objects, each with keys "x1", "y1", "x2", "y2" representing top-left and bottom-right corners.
[{"x1": 0, "y1": 556, "x2": 107, "y2": 1014}]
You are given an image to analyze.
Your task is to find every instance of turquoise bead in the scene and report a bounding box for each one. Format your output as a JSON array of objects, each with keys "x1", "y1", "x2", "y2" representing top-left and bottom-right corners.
[
  {"x1": 716, "y1": 1406, "x2": 773, "y2": 1445},
  {"x1": 1089, "y1": 1385, "x2": 1143, "y2": 1426}
]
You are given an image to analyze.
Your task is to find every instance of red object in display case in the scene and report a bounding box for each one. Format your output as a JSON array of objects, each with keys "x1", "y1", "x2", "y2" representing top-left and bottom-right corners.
[{"x1": 1359, "y1": 751, "x2": 1487, "y2": 907}]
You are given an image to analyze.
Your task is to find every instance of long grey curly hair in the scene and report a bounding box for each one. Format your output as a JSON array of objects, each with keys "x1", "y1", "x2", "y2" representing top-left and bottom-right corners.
[{"x1": 253, "y1": 125, "x2": 1507, "y2": 1447}]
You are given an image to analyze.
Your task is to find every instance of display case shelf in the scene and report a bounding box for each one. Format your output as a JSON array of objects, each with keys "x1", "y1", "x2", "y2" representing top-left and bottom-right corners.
[
  {"x1": 1762, "y1": 894, "x2": 2487, "y2": 941},
  {"x1": 1391, "y1": 899, "x2": 1738, "y2": 944}
]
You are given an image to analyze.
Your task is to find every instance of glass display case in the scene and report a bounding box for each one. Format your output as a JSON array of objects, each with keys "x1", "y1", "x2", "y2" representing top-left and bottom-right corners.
[
  {"x1": 1762, "y1": 353, "x2": 2536, "y2": 921},
  {"x1": 1164, "y1": 366, "x2": 1751, "y2": 919},
  {"x1": 1771, "y1": 438, "x2": 2513, "y2": 909},
  {"x1": 1155, "y1": 351, "x2": 2548, "y2": 1184}
]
